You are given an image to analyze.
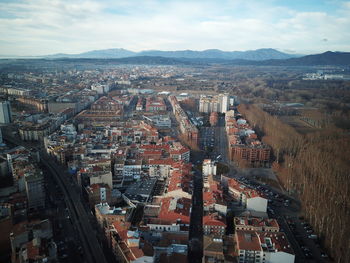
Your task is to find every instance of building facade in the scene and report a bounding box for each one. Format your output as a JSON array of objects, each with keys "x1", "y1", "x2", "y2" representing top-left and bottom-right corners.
[{"x1": 0, "y1": 101, "x2": 12, "y2": 124}]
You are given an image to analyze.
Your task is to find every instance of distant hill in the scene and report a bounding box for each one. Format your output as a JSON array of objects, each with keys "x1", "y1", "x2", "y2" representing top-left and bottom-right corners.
[
  {"x1": 48, "y1": 48, "x2": 136, "y2": 59},
  {"x1": 6, "y1": 51, "x2": 349, "y2": 67},
  {"x1": 137, "y1": 48, "x2": 296, "y2": 60},
  {"x1": 47, "y1": 48, "x2": 298, "y2": 61},
  {"x1": 260, "y1": 51, "x2": 350, "y2": 66}
]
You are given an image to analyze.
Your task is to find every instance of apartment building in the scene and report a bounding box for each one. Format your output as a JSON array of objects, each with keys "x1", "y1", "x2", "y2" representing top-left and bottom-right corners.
[
  {"x1": 199, "y1": 93, "x2": 229, "y2": 113},
  {"x1": 234, "y1": 217, "x2": 280, "y2": 232},
  {"x1": 235, "y1": 230, "x2": 295, "y2": 263},
  {"x1": 227, "y1": 177, "x2": 268, "y2": 213}
]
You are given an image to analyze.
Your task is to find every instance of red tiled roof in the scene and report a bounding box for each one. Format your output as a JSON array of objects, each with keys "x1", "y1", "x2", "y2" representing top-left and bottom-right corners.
[
  {"x1": 203, "y1": 215, "x2": 226, "y2": 227},
  {"x1": 149, "y1": 158, "x2": 174, "y2": 165},
  {"x1": 112, "y1": 221, "x2": 130, "y2": 241},
  {"x1": 228, "y1": 178, "x2": 261, "y2": 199},
  {"x1": 158, "y1": 197, "x2": 191, "y2": 224},
  {"x1": 140, "y1": 144, "x2": 170, "y2": 151},
  {"x1": 236, "y1": 230, "x2": 261, "y2": 251}
]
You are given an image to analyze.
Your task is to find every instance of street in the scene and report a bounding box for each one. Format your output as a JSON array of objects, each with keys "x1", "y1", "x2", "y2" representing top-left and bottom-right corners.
[{"x1": 3, "y1": 132, "x2": 107, "y2": 263}]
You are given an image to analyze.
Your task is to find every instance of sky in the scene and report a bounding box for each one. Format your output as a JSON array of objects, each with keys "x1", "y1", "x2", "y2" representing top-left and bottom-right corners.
[{"x1": 0, "y1": 0, "x2": 350, "y2": 56}]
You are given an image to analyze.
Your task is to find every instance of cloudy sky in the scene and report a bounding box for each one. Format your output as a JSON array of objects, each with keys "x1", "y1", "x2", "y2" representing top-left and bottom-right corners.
[{"x1": 1, "y1": 0, "x2": 350, "y2": 56}]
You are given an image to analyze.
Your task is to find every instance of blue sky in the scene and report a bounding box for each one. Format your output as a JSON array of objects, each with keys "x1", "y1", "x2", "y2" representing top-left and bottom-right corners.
[{"x1": 0, "y1": 0, "x2": 349, "y2": 56}]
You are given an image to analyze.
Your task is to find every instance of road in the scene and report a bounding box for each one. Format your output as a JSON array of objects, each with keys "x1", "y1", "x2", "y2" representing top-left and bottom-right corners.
[
  {"x1": 200, "y1": 115, "x2": 237, "y2": 175},
  {"x1": 188, "y1": 169, "x2": 204, "y2": 263},
  {"x1": 3, "y1": 132, "x2": 107, "y2": 263},
  {"x1": 45, "y1": 164, "x2": 83, "y2": 263}
]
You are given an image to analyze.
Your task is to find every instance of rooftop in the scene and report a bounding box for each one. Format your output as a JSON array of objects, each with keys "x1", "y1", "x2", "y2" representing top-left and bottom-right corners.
[
  {"x1": 95, "y1": 203, "x2": 127, "y2": 215},
  {"x1": 235, "y1": 230, "x2": 294, "y2": 255},
  {"x1": 124, "y1": 178, "x2": 157, "y2": 203}
]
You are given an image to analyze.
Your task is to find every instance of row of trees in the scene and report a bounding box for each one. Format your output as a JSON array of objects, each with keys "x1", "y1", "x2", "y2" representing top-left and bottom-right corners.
[{"x1": 238, "y1": 104, "x2": 350, "y2": 263}]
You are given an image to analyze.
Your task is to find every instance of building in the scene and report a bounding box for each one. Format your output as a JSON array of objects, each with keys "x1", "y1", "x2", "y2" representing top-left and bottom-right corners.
[
  {"x1": 136, "y1": 97, "x2": 144, "y2": 111},
  {"x1": 203, "y1": 214, "x2": 226, "y2": 236},
  {"x1": 86, "y1": 183, "x2": 112, "y2": 208},
  {"x1": 91, "y1": 96, "x2": 123, "y2": 111},
  {"x1": 145, "y1": 97, "x2": 167, "y2": 112},
  {"x1": 0, "y1": 155, "x2": 9, "y2": 176},
  {"x1": 6, "y1": 87, "x2": 31, "y2": 97},
  {"x1": 107, "y1": 221, "x2": 151, "y2": 263},
  {"x1": 209, "y1": 112, "x2": 218, "y2": 126},
  {"x1": 0, "y1": 203, "x2": 13, "y2": 257},
  {"x1": 235, "y1": 230, "x2": 295, "y2": 263},
  {"x1": 148, "y1": 159, "x2": 173, "y2": 178},
  {"x1": 95, "y1": 203, "x2": 128, "y2": 229},
  {"x1": 10, "y1": 219, "x2": 56, "y2": 263},
  {"x1": 151, "y1": 232, "x2": 188, "y2": 262},
  {"x1": 25, "y1": 173, "x2": 45, "y2": 211},
  {"x1": 169, "y1": 96, "x2": 198, "y2": 146},
  {"x1": 226, "y1": 177, "x2": 267, "y2": 213},
  {"x1": 0, "y1": 101, "x2": 12, "y2": 124},
  {"x1": 123, "y1": 178, "x2": 157, "y2": 203},
  {"x1": 122, "y1": 159, "x2": 142, "y2": 182},
  {"x1": 199, "y1": 93, "x2": 229, "y2": 114},
  {"x1": 145, "y1": 196, "x2": 191, "y2": 232},
  {"x1": 202, "y1": 159, "x2": 217, "y2": 176},
  {"x1": 225, "y1": 112, "x2": 271, "y2": 166},
  {"x1": 203, "y1": 236, "x2": 225, "y2": 263},
  {"x1": 16, "y1": 97, "x2": 48, "y2": 112},
  {"x1": 199, "y1": 95, "x2": 219, "y2": 113},
  {"x1": 202, "y1": 174, "x2": 227, "y2": 236},
  {"x1": 18, "y1": 114, "x2": 65, "y2": 141},
  {"x1": 91, "y1": 83, "x2": 110, "y2": 94},
  {"x1": 89, "y1": 171, "x2": 113, "y2": 189},
  {"x1": 234, "y1": 217, "x2": 280, "y2": 232},
  {"x1": 169, "y1": 143, "x2": 190, "y2": 163},
  {"x1": 143, "y1": 115, "x2": 171, "y2": 128},
  {"x1": 218, "y1": 93, "x2": 229, "y2": 113}
]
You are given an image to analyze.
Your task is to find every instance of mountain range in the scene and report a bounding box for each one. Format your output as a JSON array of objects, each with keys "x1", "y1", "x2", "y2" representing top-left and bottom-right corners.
[
  {"x1": 46, "y1": 50, "x2": 350, "y2": 66},
  {"x1": 47, "y1": 48, "x2": 299, "y2": 61}
]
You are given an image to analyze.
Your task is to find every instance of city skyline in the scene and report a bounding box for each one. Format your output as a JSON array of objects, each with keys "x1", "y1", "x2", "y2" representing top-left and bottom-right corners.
[{"x1": 1, "y1": 0, "x2": 350, "y2": 56}]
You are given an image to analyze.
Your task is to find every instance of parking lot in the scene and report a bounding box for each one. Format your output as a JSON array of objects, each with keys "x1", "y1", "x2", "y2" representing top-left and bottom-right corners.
[{"x1": 234, "y1": 177, "x2": 331, "y2": 263}]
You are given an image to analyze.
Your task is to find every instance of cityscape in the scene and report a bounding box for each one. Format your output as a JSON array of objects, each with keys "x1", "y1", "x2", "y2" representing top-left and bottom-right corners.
[{"x1": 0, "y1": 1, "x2": 350, "y2": 263}]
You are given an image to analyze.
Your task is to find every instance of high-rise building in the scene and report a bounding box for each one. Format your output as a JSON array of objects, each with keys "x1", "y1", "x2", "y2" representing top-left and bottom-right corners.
[
  {"x1": 219, "y1": 93, "x2": 229, "y2": 113},
  {"x1": 25, "y1": 172, "x2": 45, "y2": 211},
  {"x1": 199, "y1": 93, "x2": 229, "y2": 113},
  {"x1": 202, "y1": 159, "x2": 217, "y2": 176},
  {"x1": 0, "y1": 101, "x2": 12, "y2": 124}
]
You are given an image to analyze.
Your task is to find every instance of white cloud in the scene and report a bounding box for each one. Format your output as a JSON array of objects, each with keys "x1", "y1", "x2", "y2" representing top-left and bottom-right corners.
[{"x1": 0, "y1": 0, "x2": 349, "y2": 55}]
